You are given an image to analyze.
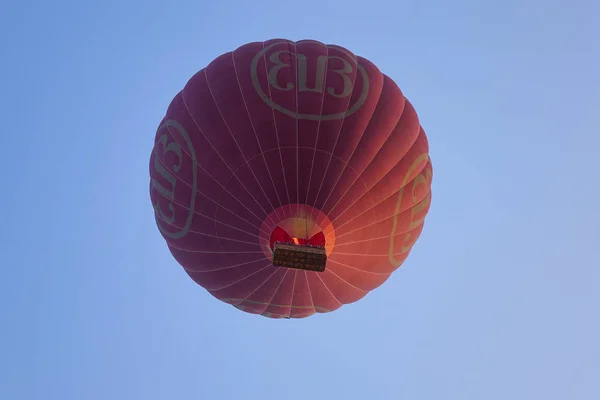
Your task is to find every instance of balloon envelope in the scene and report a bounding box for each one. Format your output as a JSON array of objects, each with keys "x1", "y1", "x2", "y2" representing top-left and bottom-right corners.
[{"x1": 149, "y1": 39, "x2": 433, "y2": 319}]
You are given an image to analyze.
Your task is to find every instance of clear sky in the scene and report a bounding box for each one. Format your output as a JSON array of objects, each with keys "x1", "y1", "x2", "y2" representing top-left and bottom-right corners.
[{"x1": 1, "y1": 0, "x2": 598, "y2": 399}]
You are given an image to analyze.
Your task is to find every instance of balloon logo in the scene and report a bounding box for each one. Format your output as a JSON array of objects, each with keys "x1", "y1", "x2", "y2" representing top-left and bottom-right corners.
[{"x1": 250, "y1": 40, "x2": 370, "y2": 120}]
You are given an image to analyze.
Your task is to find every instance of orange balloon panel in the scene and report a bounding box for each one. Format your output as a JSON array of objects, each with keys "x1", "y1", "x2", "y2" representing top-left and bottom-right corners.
[{"x1": 149, "y1": 39, "x2": 433, "y2": 319}]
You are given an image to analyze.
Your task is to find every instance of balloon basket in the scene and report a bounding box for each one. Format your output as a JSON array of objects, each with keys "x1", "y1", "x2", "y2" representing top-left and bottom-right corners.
[{"x1": 272, "y1": 242, "x2": 327, "y2": 272}]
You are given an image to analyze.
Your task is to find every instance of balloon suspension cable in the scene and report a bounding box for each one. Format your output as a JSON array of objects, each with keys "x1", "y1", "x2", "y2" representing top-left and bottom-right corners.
[{"x1": 304, "y1": 203, "x2": 309, "y2": 242}]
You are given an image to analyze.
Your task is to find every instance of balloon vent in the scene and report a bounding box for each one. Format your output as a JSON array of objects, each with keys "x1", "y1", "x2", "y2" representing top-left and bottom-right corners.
[{"x1": 272, "y1": 242, "x2": 327, "y2": 272}]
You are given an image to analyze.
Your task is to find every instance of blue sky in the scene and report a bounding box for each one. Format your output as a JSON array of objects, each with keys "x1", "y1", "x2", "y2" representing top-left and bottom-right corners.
[{"x1": 1, "y1": 0, "x2": 598, "y2": 399}]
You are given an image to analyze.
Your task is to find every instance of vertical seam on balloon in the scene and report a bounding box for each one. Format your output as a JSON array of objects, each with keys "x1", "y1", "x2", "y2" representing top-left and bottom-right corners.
[
  {"x1": 206, "y1": 264, "x2": 272, "y2": 292},
  {"x1": 165, "y1": 232, "x2": 259, "y2": 250},
  {"x1": 151, "y1": 158, "x2": 270, "y2": 237},
  {"x1": 303, "y1": 271, "x2": 316, "y2": 316},
  {"x1": 231, "y1": 46, "x2": 287, "y2": 222},
  {"x1": 352, "y1": 101, "x2": 418, "y2": 260},
  {"x1": 291, "y1": 41, "x2": 300, "y2": 221},
  {"x1": 323, "y1": 137, "x2": 430, "y2": 235},
  {"x1": 388, "y1": 157, "x2": 431, "y2": 266},
  {"x1": 154, "y1": 208, "x2": 266, "y2": 241},
  {"x1": 326, "y1": 189, "x2": 431, "y2": 242},
  {"x1": 158, "y1": 130, "x2": 270, "y2": 236},
  {"x1": 331, "y1": 233, "x2": 417, "y2": 246},
  {"x1": 290, "y1": 42, "x2": 308, "y2": 242},
  {"x1": 306, "y1": 45, "x2": 363, "y2": 224},
  {"x1": 160, "y1": 100, "x2": 224, "y2": 244},
  {"x1": 261, "y1": 269, "x2": 291, "y2": 317},
  {"x1": 332, "y1": 220, "x2": 427, "y2": 247},
  {"x1": 180, "y1": 90, "x2": 271, "y2": 230},
  {"x1": 182, "y1": 256, "x2": 273, "y2": 273},
  {"x1": 259, "y1": 269, "x2": 288, "y2": 315},
  {"x1": 326, "y1": 159, "x2": 431, "y2": 242},
  {"x1": 262, "y1": 41, "x2": 293, "y2": 217},
  {"x1": 325, "y1": 183, "x2": 428, "y2": 240},
  {"x1": 314, "y1": 69, "x2": 389, "y2": 222},
  {"x1": 323, "y1": 93, "x2": 413, "y2": 227},
  {"x1": 324, "y1": 160, "x2": 415, "y2": 234},
  {"x1": 325, "y1": 259, "x2": 391, "y2": 276},
  {"x1": 309, "y1": 70, "x2": 385, "y2": 264},
  {"x1": 203, "y1": 68, "x2": 279, "y2": 229},
  {"x1": 330, "y1": 196, "x2": 430, "y2": 245},
  {"x1": 303, "y1": 42, "x2": 329, "y2": 238},
  {"x1": 230, "y1": 267, "x2": 281, "y2": 308},
  {"x1": 154, "y1": 126, "x2": 270, "y2": 236},
  {"x1": 314, "y1": 271, "x2": 343, "y2": 308},
  {"x1": 151, "y1": 152, "x2": 268, "y2": 239},
  {"x1": 324, "y1": 175, "x2": 426, "y2": 246},
  {"x1": 325, "y1": 268, "x2": 368, "y2": 294},
  {"x1": 286, "y1": 270, "x2": 298, "y2": 318}
]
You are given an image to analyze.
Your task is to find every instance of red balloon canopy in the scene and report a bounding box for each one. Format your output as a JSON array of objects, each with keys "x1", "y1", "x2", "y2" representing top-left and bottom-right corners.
[{"x1": 149, "y1": 39, "x2": 433, "y2": 319}]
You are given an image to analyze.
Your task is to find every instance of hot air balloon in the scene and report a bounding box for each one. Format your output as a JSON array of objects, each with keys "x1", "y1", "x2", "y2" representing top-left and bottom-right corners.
[{"x1": 149, "y1": 38, "x2": 433, "y2": 319}]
